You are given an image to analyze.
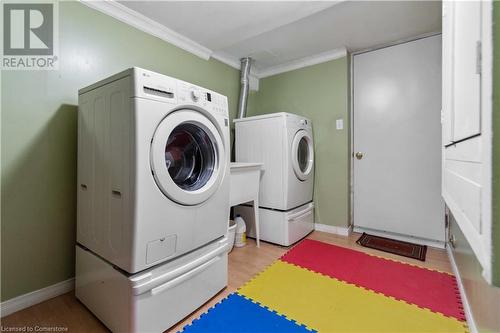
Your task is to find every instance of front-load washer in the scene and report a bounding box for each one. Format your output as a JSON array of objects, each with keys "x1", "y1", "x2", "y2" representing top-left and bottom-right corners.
[
  {"x1": 234, "y1": 112, "x2": 314, "y2": 211},
  {"x1": 77, "y1": 67, "x2": 230, "y2": 273},
  {"x1": 76, "y1": 68, "x2": 230, "y2": 332}
]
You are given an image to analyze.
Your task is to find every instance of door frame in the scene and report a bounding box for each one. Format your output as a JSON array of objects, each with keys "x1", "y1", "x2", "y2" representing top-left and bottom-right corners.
[{"x1": 349, "y1": 31, "x2": 445, "y2": 248}]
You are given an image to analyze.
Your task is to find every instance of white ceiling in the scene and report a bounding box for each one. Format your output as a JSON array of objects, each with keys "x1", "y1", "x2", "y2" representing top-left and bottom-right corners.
[{"x1": 115, "y1": 1, "x2": 442, "y2": 75}]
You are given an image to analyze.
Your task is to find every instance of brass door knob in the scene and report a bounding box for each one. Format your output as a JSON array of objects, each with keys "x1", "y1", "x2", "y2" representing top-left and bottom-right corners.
[{"x1": 355, "y1": 152, "x2": 364, "y2": 160}]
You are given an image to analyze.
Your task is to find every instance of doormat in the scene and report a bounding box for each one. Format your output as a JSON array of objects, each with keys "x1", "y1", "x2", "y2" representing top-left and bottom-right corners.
[
  {"x1": 356, "y1": 232, "x2": 427, "y2": 261},
  {"x1": 180, "y1": 239, "x2": 467, "y2": 333}
]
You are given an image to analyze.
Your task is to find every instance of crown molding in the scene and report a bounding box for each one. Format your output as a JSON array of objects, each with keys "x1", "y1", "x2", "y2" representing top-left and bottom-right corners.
[
  {"x1": 211, "y1": 52, "x2": 260, "y2": 90},
  {"x1": 257, "y1": 47, "x2": 348, "y2": 78},
  {"x1": 211, "y1": 51, "x2": 241, "y2": 69},
  {"x1": 79, "y1": 1, "x2": 347, "y2": 81},
  {"x1": 79, "y1": 0, "x2": 212, "y2": 60}
]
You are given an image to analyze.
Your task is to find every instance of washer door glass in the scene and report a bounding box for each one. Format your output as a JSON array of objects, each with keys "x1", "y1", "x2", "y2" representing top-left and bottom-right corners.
[
  {"x1": 292, "y1": 130, "x2": 314, "y2": 181},
  {"x1": 151, "y1": 109, "x2": 226, "y2": 206},
  {"x1": 165, "y1": 123, "x2": 215, "y2": 191}
]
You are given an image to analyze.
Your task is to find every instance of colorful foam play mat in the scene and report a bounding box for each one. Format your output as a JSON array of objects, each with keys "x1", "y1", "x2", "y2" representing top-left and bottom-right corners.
[{"x1": 180, "y1": 239, "x2": 468, "y2": 333}]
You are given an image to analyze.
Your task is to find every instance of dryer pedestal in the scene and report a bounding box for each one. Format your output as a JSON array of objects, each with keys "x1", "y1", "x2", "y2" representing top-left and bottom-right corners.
[
  {"x1": 235, "y1": 202, "x2": 314, "y2": 246},
  {"x1": 75, "y1": 237, "x2": 228, "y2": 333}
]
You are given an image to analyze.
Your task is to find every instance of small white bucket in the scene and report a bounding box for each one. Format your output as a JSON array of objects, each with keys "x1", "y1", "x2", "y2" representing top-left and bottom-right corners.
[{"x1": 228, "y1": 220, "x2": 237, "y2": 252}]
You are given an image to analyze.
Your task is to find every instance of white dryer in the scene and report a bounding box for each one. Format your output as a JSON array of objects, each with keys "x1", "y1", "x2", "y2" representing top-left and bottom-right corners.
[
  {"x1": 234, "y1": 113, "x2": 314, "y2": 210},
  {"x1": 234, "y1": 112, "x2": 314, "y2": 246},
  {"x1": 76, "y1": 68, "x2": 230, "y2": 332}
]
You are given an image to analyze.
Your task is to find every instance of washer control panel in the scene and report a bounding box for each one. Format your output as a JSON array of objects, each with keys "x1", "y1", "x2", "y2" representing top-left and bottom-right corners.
[
  {"x1": 286, "y1": 113, "x2": 312, "y2": 131},
  {"x1": 190, "y1": 89, "x2": 201, "y2": 102},
  {"x1": 134, "y1": 67, "x2": 229, "y2": 117},
  {"x1": 178, "y1": 83, "x2": 229, "y2": 116}
]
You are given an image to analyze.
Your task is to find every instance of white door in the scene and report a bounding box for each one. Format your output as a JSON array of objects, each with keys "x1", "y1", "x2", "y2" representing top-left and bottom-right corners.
[
  {"x1": 353, "y1": 36, "x2": 445, "y2": 242},
  {"x1": 150, "y1": 109, "x2": 226, "y2": 206}
]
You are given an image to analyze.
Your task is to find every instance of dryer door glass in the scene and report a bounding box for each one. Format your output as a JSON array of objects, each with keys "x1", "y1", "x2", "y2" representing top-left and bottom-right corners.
[
  {"x1": 297, "y1": 137, "x2": 309, "y2": 172},
  {"x1": 292, "y1": 130, "x2": 314, "y2": 181},
  {"x1": 165, "y1": 123, "x2": 215, "y2": 191}
]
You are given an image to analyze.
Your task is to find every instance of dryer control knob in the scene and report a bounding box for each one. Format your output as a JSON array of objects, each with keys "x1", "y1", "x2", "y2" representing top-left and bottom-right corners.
[{"x1": 190, "y1": 90, "x2": 201, "y2": 102}]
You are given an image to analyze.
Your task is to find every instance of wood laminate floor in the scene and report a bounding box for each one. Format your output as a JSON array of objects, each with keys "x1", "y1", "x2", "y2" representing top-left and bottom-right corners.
[{"x1": 1, "y1": 231, "x2": 452, "y2": 332}]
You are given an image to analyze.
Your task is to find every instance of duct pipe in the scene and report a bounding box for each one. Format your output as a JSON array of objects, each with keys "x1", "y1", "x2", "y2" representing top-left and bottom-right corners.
[{"x1": 237, "y1": 57, "x2": 252, "y2": 119}]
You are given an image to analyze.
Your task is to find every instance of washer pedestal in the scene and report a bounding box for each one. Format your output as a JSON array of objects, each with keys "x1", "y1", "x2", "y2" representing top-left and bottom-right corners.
[
  {"x1": 75, "y1": 237, "x2": 228, "y2": 333},
  {"x1": 235, "y1": 202, "x2": 314, "y2": 246}
]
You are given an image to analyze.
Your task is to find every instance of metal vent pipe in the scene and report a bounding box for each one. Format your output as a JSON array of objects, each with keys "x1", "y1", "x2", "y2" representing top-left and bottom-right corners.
[{"x1": 237, "y1": 57, "x2": 252, "y2": 119}]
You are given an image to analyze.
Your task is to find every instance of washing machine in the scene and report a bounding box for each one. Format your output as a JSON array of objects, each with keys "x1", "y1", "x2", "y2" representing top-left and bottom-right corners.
[
  {"x1": 234, "y1": 112, "x2": 314, "y2": 246},
  {"x1": 76, "y1": 67, "x2": 230, "y2": 332}
]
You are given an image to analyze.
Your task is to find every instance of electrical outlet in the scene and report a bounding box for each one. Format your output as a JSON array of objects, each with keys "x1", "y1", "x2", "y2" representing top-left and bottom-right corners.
[{"x1": 336, "y1": 119, "x2": 343, "y2": 130}]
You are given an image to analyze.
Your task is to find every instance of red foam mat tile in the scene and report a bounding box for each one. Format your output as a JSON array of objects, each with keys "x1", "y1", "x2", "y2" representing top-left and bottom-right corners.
[{"x1": 281, "y1": 239, "x2": 465, "y2": 321}]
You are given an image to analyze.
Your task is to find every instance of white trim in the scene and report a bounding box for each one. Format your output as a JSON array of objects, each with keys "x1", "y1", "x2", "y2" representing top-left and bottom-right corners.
[
  {"x1": 211, "y1": 51, "x2": 241, "y2": 70},
  {"x1": 211, "y1": 52, "x2": 260, "y2": 90},
  {"x1": 0, "y1": 278, "x2": 75, "y2": 318},
  {"x1": 446, "y1": 246, "x2": 479, "y2": 333},
  {"x1": 353, "y1": 226, "x2": 446, "y2": 249},
  {"x1": 78, "y1": 2, "x2": 264, "y2": 89},
  {"x1": 478, "y1": 0, "x2": 493, "y2": 284},
  {"x1": 351, "y1": 31, "x2": 442, "y2": 57},
  {"x1": 314, "y1": 223, "x2": 352, "y2": 237},
  {"x1": 79, "y1": 0, "x2": 212, "y2": 60},
  {"x1": 77, "y1": 1, "x2": 348, "y2": 80},
  {"x1": 257, "y1": 47, "x2": 347, "y2": 78},
  {"x1": 349, "y1": 51, "x2": 355, "y2": 233}
]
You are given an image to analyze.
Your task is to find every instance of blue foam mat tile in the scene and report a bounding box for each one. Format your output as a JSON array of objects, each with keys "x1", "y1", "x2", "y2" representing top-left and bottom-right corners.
[{"x1": 180, "y1": 293, "x2": 315, "y2": 333}]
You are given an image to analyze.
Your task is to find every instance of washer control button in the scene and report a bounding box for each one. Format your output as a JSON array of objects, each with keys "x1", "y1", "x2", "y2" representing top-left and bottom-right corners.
[{"x1": 190, "y1": 90, "x2": 201, "y2": 102}]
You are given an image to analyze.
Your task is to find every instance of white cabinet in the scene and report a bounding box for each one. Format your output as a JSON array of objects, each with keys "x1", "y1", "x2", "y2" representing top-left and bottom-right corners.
[
  {"x1": 441, "y1": 1, "x2": 493, "y2": 282},
  {"x1": 452, "y1": 1, "x2": 482, "y2": 141},
  {"x1": 443, "y1": 1, "x2": 482, "y2": 144}
]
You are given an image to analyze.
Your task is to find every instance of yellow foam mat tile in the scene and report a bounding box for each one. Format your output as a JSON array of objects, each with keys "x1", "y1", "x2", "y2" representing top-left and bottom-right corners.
[{"x1": 238, "y1": 261, "x2": 467, "y2": 333}]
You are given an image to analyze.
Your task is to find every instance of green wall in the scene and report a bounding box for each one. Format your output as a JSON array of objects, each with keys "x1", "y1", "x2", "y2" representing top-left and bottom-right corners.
[
  {"x1": 247, "y1": 58, "x2": 350, "y2": 228},
  {"x1": 0, "y1": 1, "x2": 240, "y2": 302}
]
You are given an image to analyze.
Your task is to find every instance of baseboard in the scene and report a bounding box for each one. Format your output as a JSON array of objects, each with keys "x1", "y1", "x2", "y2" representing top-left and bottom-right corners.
[
  {"x1": 446, "y1": 246, "x2": 478, "y2": 333},
  {"x1": 353, "y1": 226, "x2": 446, "y2": 249},
  {"x1": 314, "y1": 223, "x2": 352, "y2": 236},
  {"x1": 0, "y1": 278, "x2": 75, "y2": 318}
]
